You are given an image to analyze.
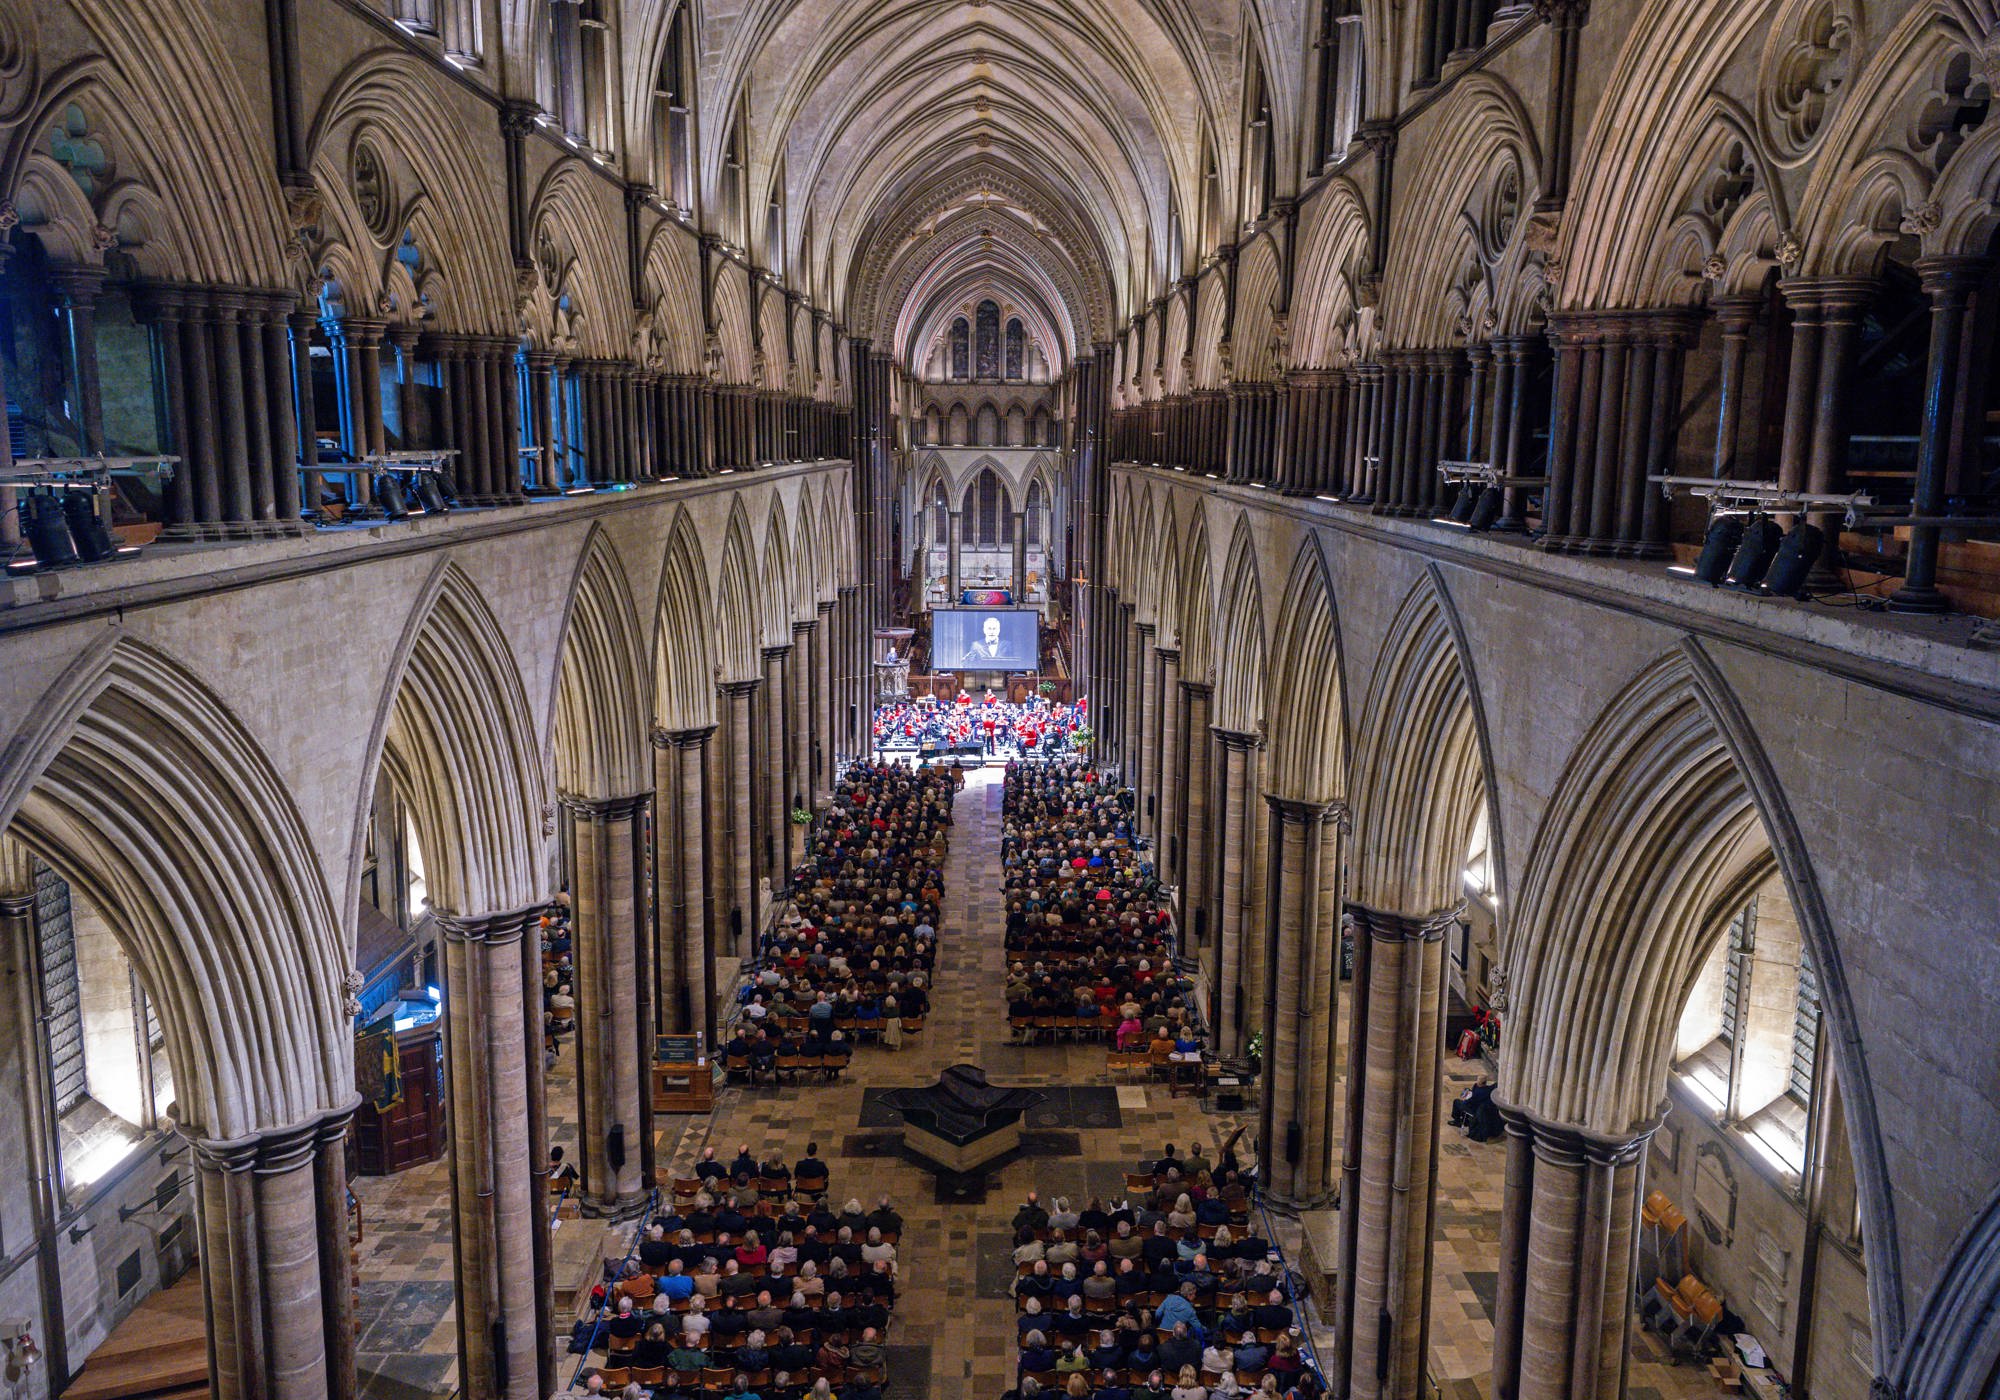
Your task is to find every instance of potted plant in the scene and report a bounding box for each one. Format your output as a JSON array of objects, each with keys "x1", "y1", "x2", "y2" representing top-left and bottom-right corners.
[
  {"x1": 1071, "y1": 725, "x2": 1094, "y2": 752},
  {"x1": 1245, "y1": 1030, "x2": 1264, "y2": 1077},
  {"x1": 790, "y1": 805, "x2": 814, "y2": 826},
  {"x1": 1037, "y1": 679, "x2": 1056, "y2": 697}
]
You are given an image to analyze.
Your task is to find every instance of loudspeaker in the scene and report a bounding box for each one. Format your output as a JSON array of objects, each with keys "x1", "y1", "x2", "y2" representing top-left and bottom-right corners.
[
  {"x1": 1468, "y1": 486, "x2": 1504, "y2": 532},
  {"x1": 1725, "y1": 515, "x2": 1783, "y2": 588},
  {"x1": 61, "y1": 493, "x2": 117, "y2": 562},
  {"x1": 374, "y1": 472, "x2": 410, "y2": 518},
  {"x1": 1694, "y1": 515, "x2": 1746, "y2": 584},
  {"x1": 1763, "y1": 521, "x2": 1824, "y2": 598},
  {"x1": 21, "y1": 494, "x2": 77, "y2": 569}
]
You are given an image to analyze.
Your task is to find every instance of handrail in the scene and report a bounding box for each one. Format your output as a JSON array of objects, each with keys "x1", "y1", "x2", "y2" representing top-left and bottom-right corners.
[
  {"x1": 566, "y1": 1185, "x2": 661, "y2": 1389},
  {"x1": 1249, "y1": 1190, "x2": 1333, "y2": 1394}
]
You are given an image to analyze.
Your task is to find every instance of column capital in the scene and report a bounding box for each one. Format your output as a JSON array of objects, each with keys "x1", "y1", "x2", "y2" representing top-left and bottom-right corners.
[
  {"x1": 792, "y1": 618, "x2": 818, "y2": 637},
  {"x1": 1178, "y1": 679, "x2": 1213, "y2": 700},
  {"x1": 1492, "y1": 1092, "x2": 1664, "y2": 1164},
  {"x1": 188, "y1": 1097, "x2": 361, "y2": 1175},
  {"x1": 435, "y1": 905, "x2": 541, "y2": 946},
  {"x1": 649, "y1": 724, "x2": 717, "y2": 751},
  {"x1": 718, "y1": 678, "x2": 763, "y2": 697},
  {"x1": 761, "y1": 643, "x2": 794, "y2": 662},
  {"x1": 1263, "y1": 793, "x2": 1343, "y2": 825},
  {"x1": 1342, "y1": 899, "x2": 1456, "y2": 943},
  {"x1": 817, "y1": 599, "x2": 836, "y2": 616},
  {"x1": 1780, "y1": 274, "x2": 1880, "y2": 315},
  {"x1": 1210, "y1": 726, "x2": 1263, "y2": 750},
  {"x1": 1154, "y1": 645, "x2": 1181, "y2": 664},
  {"x1": 557, "y1": 790, "x2": 653, "y2": 820},
  {"x1": 1915, "y1": 254, "x2": 1992, "y2": 301}
]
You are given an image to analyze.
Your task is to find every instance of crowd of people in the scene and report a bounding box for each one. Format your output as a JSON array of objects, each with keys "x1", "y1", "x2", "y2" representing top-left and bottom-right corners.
[
  {"x1": 566, "y1": 1146, "x2": 905, "y2": 1399},
  {"x1": 999, "y1": 1143, "x2": 1323, "y2": 1400},
  {"x1": 873, "y1": 692, "x2": 1087, "y2": 759},
  {"x1": 723, "y1": 761, "x2": 958, "y2": 1080},
  {"x1": 1000, "y1": 760, "x2": 1203, "y2": 1055}
]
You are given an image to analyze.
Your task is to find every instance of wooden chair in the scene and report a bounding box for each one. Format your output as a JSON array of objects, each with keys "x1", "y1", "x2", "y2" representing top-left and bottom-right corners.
[
  {"x1": 631, "y1": 1365, "x2": 667, "y2": 1385},
  {"x1": 703, "y1": 1365, "x2": 737, "y2": 1390},
  {"x1": 598, "y1": 1366, "x2": 632, "y2": 1387}
]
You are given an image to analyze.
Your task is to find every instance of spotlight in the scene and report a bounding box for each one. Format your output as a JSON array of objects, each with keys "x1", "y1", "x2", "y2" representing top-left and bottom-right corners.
[
  {"x1": 20, "y1": 494, "x2": 78, "y2": 569},
  {"x1": 1467, "y1": 486, "x2": 1503, "y2": 533},
  {"x1": 374, "y1": 472, "x2": 410, "y2": 519},
  {"x1": 1762, "y1": 521, "x2": 1823, "y2": 598},
  {"x1": 412, "y1": 474, "x2": 450, "y2": 516},
  {"x1": 61, "y1": 493, "x2": 117, "y2": 562},
  {"x1": 1449, "y1": 484, "x2": 1479, "y2": 525},
  {"x1": 1693, "y1": 514, "x2": 1746, "y2": 585},
  {"x1": 1725, "y1": 514, "x2": 1783, "y2": 589}
]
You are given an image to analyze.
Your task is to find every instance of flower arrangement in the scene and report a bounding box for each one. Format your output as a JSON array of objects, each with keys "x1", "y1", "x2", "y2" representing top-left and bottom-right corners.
[
  {"x1": 1071, "y1": 726, "x2": 1094, "y2": 751},
  {"x1": 790, "y1": 806, "x2": 814, "y2": 825}
]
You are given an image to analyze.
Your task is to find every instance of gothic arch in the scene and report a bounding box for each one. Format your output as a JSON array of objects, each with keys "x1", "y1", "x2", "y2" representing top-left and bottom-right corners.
[
  {"x1": 1211, "y1": 518, "x2": 1269, "y2": 738},
  {"x1": 366, "y1": 560, "x2": 548, "y2": 918},
  {"x1": 640, "y1": 222, "x2": 709, "y2": 374},
  {"x1": 1231, "y1": 233, "x2": 1286, "y2": 382},
  {"x1": 1293, "y1": 176, "x2": 1372, "y2": 367},
  {"x1": 1502, "y1": 640, "x2": 1906, "y2": 1355},
  {"x1": 1346, "y1": 567, "x2": 1498, "y2": 915},
  {"x1": 524, "y1": 158, "x2": 632, "y2": 356},
  {"x1": 1264, "y1": 538, "x2": 1350, "y2": 805},
  {"x1": 759, "y1": 495, "x2": 795, "y2": 647},
  {"x1": 792, "y1": 488, "x2": 821, "y2": 621},
  {"x1": 551, "y1": 526, "x2": 652, "y2": 802},
  {"x1": 0, "y1": 636, "x2": 350, "y2": 1140},
  {"x1": 1898, "y1": 1180, "x2": 2000, "y2": 1400},
  {"x1": 655, "y1": 508, "x2": 720, "y2": 732},
  {"x1": 1178, "y1": 505, "x2": 1218, "y2": 686},
  {"x1": 712, "y1": 501, "x2": 763, "y2": 685},
  {"x1": 712, "y1": 261, "x2": 756, "y2": 384}
]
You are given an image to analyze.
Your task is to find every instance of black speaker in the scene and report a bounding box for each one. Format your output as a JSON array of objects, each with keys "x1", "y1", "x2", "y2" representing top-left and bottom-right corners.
[
  {"x1": 21, "y1": 494, "x2": 77, "y2": 569},
  {"x1": 1468, "y1": 486, "x2": 1504, "y2": 532},
  {"x1": 1725, "y1": 515, "x2": 1783, "y2": 588},
  {"x1": 61, "y1": 493, "x2": 117, "y2": 562},
  {"x1": 374, "y1": 472, "x2": 410, "y2": 518},
  {"x1": 1763, "y1": 522, "x2": 1824, "y2": 597},
  {"x1": 1694, "y1": 515, "x2": 1746, "y2": 584}
]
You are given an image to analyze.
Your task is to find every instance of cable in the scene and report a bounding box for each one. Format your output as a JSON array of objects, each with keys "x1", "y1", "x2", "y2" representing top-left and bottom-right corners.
[
  {"x1": 1250, "y1": 1190, "x2": 1332, "y2": 1394},
  {"x1": 567, "y1": 1184, "x2": 661, "y2": 1389}
]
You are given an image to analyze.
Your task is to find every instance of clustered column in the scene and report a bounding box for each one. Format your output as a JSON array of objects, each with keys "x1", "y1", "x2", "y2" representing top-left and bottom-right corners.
[
  {"x1": 1334, "y1": 902, "x2": 1455, "y2": 1400},
  {"x1": 1371, "y1": 349, "x2": 1466, "y2": 519},
  {"x1": 438, "y1": 906, "x2": 548, "y2": 1400},
  {"x1": 562, "y1": 793, "x2": 653, "y2": 1211},
  {"x1": 133, "y1": 285, "x2": 307, "y2": 539},
  {"x1": 1257, "y1": 798, "x2": 1341, "y2": 1207},
  {"x1": 760, "y1": 645, "x2": 793, "y2": 895},
  {"x1": 790, "y1": 620, "x2": 816, "y2": 865},
  {"x1": 191, "y1": 1105, "x2": 361, "y2": 1400},
  {"x1": 1176, "y1": 682, "x2": 1213, "y2": 960},
  {"x1": 1153, "y1": 647, "x2": 1182, "y2": 881},
  {"x1": 1490, "y1": 1103, "x2": 1655, "y2": 1400},
  {"x1": 653, "y1": 726, "x2": 716, "y2": 1045},
  {"x1": 1541, "y1": 311, "x2": 1698, "y2": 555}
]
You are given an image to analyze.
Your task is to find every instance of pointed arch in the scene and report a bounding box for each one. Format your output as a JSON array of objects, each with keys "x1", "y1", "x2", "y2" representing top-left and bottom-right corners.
[
  {"x1": 1150, "y1": 499, "x2": 1183, "y2": 646},
  {"x1": 1265, "y1": 538, "x2": 1350, "y2": 805},
  {"x1": 760, "y1": 496, "x2": 795, "y2": 645},
  {"x1": 0, "y1": 637, "x2": 349, "y2": 1140},
  {"x1": 1347, "y1": 567, "x2": 1498, "y2": 915},
  {"x1": 368, "y1": 561, "x2": 547, "y2": 918},
  {"x1": 1500, "y1": 637, "x2": 1906, "y2": 1354},
  {"x1": 1177, "y1": 505, "x2": 1217, "y2": 686},
  {"x1": 1212, "y1": 519, "x2": 1269, "y2": 737},
  {"x1": 656, "y1": 508, "x2": 721, "y2": 730},
  {"x1": 551, "y1": 526, "x2": 651, "y2": 801},
  {"x1": 713, "y1": 500, "x2": 763, "y2": 684},
  {"x1": 792, "y1": 488, "x2": 820, "y2": 622}
]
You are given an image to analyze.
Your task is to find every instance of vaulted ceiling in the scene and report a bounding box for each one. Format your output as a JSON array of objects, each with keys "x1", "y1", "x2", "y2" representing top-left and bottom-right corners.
[{"x1": 690, "y1": 0, "x2": 1284, "y2": 376}]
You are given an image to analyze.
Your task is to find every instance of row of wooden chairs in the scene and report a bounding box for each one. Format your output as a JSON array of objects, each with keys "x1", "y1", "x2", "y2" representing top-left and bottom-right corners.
[
  {"x1": 669, "y1": 1176, "x2": 829, "y2": 1203},
  {"x1": 1015, "y1": 1285, "x2": 1273, "y2": 1315},
  {"x1": 724, "y1": 1051, "x2": 850, "y2": 1083},
  {"x1": 609, "y1": 1319, "x2": 895, "y2": 1355}
]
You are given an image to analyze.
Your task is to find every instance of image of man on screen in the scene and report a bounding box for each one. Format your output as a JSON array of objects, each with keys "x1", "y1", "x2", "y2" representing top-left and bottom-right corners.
[{"x1": 962, "y1": 615, "x2": 1006, "y2": 664}]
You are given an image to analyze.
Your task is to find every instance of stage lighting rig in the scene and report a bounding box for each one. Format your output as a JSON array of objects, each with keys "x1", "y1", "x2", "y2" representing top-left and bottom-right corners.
[{"x1": 2, "y1": 455, "x2": 178, "y2": 573}]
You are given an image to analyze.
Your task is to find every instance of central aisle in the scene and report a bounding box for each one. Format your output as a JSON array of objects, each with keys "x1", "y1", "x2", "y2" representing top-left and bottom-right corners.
[{"x1": 660, "y1": 765, "x2": 1250, "y2": 1400}]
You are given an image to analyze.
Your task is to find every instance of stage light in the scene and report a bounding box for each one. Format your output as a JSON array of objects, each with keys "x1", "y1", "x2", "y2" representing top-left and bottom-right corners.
[
  {"x1": 57, "y1": 492, "x2": 117, "y2": 562},
  {"x1": 374, "y1": 472, "x2": 411, "y2": 519},
  {"x1": 412, "y1": 474, "x2": 450, "y2": 516},
  {"x1": 1448, "y1": 483, "x2": 1478, "y2": 525},
  {"x1": 1762, "y1": 521, "x2": 1823, "y2": 598},
  {"x1": 1693, "y1": 515, "x2": 1746, "y2": 584},
  {"x1": 21, "y1": 494, "x2": 77, "y2": 569},
  {"x1": 1468, "y1": 486, "x2": 1503, "y2": 532},
  {"x1": 1725, "y1": 514, "x2": 1783, "y2": 588}
]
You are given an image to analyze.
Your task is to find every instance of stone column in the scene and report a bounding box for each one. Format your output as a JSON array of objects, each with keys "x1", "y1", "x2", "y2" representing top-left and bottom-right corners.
[
  {"x1": 1012, "y1": 512, "x2": 1028, "y2": 598},
  {"x1": 562, "y1": 793, "x2": 650, "y2": 1211},
  {"x1": 312, "y1": 1112, "x2": 359, "y2": 1400},
  {"x1": 1335, "y1": 902, "x2": 1454, "y2": 1400},
  {"x1": 1708, "y1": 296, "x2": 1761, "y2": 482},
  {"x1": 1257, "y1": 798, "x2": 1341, "y2": 1208},
  {"x1": 653, "y1": 728, "x2": 716, "y2": 1046},
  {"x1": 761, "y1": 646, "x2": 793, "y2": 894},
  {"x1": 1489, "y1": 1102, "x2": 1654, "y2": 1400},
  {"x1": 437, "y1": 906, "x2": 543, "y2": 1400},
  {"x1": 1177, "y1": 683, "x2": 1213, "y2": 961},
  {"x1": 947, "y1": 509, "x2": 963, "y2": 599},
  {"x1": 1154, "y1": 649, "x2": 1182, "y2": 880},
  {"x1": 1895, "y1": 258, "x2": 1989, "y2": 612},
  {"x1": 1133, "y1": 622, "x2": 1155, "y2": 804},
  {"x1": 790, "y1": 621, "x2": 816, "y2": 864},
  {"x1": 192, "y1": 1106, "x2": 359, "y2": 1400},
  {"x1": 815, "y1": 602, "x2": 838, "y2": 804}
]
